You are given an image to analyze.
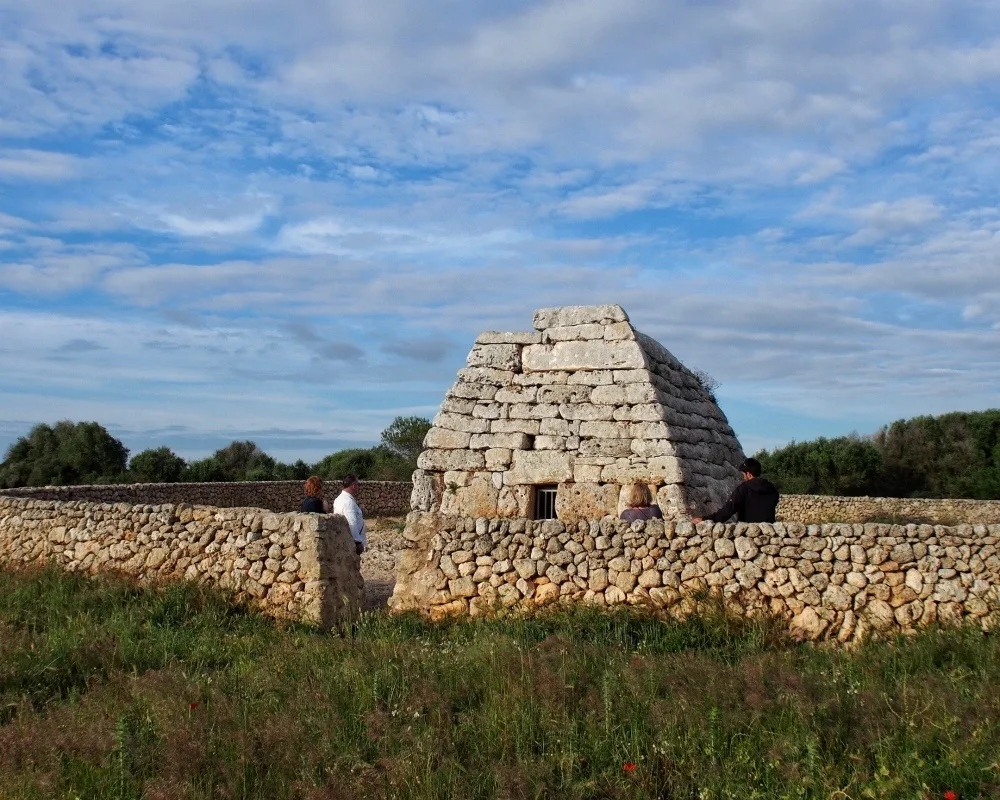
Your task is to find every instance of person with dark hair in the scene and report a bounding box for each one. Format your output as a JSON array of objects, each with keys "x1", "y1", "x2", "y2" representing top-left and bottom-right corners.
[
  {"x1": 693, "y1": 457, "x2": 780, "y2": 524},
  {"x1": 619, "y1": 482, "x2": 664, "y2": 522},
  {"x1": 333, "y1": 473, "x2": 367, "y2": 555},
  {"x1": 299, "y1": 476, "x2": 330, "y2": 513}
]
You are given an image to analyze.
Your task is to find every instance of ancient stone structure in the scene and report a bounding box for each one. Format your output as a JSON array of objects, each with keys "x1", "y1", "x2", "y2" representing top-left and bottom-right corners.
[
  {"x1": 411, "y1": 304, "x2": 745, "y2": 522},
  {"x1": 389, "y1": 514, "x2": 1000, "y2": 642},
  {"x1": 1, "y1": 480, "x2": 410, "y2": 518},
  {"x1": 0, "y1": 496, "x2": 363, "y2": 627}
]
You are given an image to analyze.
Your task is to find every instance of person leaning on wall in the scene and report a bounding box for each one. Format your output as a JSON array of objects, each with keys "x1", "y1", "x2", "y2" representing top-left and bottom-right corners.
[
  {"x1": 692, "y1": 457, "x2": 780, "y2": 525},
  {"x1": 299, "y1": 476, "x2": 331, "y2": 513},
  {"x1": 619, "y1": 482, "x2": 664, "y2": 523}
]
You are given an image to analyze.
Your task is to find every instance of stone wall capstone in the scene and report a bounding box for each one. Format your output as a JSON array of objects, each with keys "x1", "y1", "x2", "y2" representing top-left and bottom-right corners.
[
  {"x1": 0, "y1": 496, "x2": 363, "y2": 627},
  {"x1": 389, "y1": 512, "x2": 1000, "y2": 642},
  {"x1": 777, "y1": 495, "x2": 1000, "y2": 525},
  {"x1": 0, "y1": 480, "x2": 411, "y2": 518}
]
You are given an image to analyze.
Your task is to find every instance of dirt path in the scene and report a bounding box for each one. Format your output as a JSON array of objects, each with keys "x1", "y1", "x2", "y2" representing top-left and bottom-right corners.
[{"x1": 360, "y1": 516, "x2": 404, "y2": 611}]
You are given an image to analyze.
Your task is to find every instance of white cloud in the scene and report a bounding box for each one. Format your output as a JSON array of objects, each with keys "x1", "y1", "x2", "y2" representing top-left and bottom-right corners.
[{"x1": 0, "y1": 149, "x2": 83, "y2": 181}]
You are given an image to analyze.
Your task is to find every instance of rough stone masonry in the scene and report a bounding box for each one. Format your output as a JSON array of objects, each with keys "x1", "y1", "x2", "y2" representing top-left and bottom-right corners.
[
  {"x1": 0, "y1": 496, "x2": 364, "y2": 627},
  {"x1": 389, "y1": 515, "x2": 1000, "y2": 642},
  {"x1": 411, "y1": 304, "x2": 746, "y2": 522}
]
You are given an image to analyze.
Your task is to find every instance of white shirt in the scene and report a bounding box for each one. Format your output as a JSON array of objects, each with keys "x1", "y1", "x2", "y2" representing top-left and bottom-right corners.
[{"x1": 333, "y1": 490, "x2": 367, "y2": 550}]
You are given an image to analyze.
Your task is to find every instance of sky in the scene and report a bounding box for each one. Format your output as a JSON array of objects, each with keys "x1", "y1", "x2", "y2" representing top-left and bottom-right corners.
[{"x1": 1, "y1": 0, "x2": 999, "y2": 464}]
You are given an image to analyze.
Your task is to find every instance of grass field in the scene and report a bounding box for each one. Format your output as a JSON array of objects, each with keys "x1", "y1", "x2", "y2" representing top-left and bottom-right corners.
[{"x1": 0, "y1": 567, "x2": 997, "y2": 800}]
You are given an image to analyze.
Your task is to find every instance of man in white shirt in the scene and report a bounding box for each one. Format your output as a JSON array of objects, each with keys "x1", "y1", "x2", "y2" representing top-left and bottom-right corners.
[{"x1": 333, "y1": 473, "x2": 367, "y2": 555}]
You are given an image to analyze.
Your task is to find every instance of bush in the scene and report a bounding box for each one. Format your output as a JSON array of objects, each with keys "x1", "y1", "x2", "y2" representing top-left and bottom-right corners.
[
  {"x1": 0, "y1": 421, "x2": 129, "y2": 488},
  {"x1": 128, "y1": 447, "x2": 187, "y2": 483}
]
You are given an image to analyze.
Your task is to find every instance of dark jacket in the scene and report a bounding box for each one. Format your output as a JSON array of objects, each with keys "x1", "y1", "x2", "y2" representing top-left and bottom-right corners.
[
  {"x1": 706, "y1": 477, "x2": 779, "y2": 523},
  {"x1": 299, "y1": 496, "x2": 325, "y2": 513}
]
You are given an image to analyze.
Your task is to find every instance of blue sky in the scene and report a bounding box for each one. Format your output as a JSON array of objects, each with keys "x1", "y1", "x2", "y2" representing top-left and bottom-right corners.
[{"x1": 1, "y1": 0, "x2": 999, "y2": 463}]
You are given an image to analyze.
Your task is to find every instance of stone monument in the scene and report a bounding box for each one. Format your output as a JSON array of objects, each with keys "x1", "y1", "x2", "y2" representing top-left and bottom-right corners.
[{"x1": 410, "y1": 304, "x2": 745, "y2": 521}]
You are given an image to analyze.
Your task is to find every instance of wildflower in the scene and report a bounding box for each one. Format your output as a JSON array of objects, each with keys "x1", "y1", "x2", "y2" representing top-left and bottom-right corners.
[
  {"x1": 623, "y1": 762, "x2": 637, "y2": 774},
  {"x1": 944, "y1": 792, "x2": 958, "y2": 800},
  {"x1": 189, "y1": 702, "x2": 199, "y2": 711}
]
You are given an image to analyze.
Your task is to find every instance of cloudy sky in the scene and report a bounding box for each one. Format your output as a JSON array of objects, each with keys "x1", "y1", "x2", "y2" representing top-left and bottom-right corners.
[{"x1": 1, "y1": 0, "x2": 999, "y2": 463}]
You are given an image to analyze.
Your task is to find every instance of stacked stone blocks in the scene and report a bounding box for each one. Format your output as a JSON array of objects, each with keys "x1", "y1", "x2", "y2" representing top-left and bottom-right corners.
[
  {"x1": 1, "y1": 480, "x2": 411, "y2": 518},
  {"x1": 411, "y1": 304, "x2": 746, "y2": 522},
  {"x1": 389, "y1": 513, "x2": 1000, "y2": 641},
  {"x1": 0, "y1": 496, "x2": 363, "y2": 627}
]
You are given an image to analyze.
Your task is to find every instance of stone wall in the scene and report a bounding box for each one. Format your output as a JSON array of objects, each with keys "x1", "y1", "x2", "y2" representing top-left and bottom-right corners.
[
  {"x1": 0, "y1": 480, "x2": 411, "y2": 518},
  {"x1": 0, "y1": 496, "x2": 363, "y2": 627},
  {"x1": 389, "y1": 513, "x2": 1000, "y2": 641},
  {"x1": 778, "y1": 495, "x2": 1000, "y2": 524}
]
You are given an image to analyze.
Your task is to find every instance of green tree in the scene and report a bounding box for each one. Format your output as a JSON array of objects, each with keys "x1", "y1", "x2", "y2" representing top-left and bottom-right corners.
[
  {"x1": 129, "y1": 447, "x2": 187, "y2": 483},
  {"x1": 0, "y1": 421, "x2": 129, "y2": 488},
  {"x1": 312, "y1": 448, "x2": 381, "y2": 481},
  {"x1": 183, "y1": 457, "x2": 229, "y2": 483},
  {"x1": 755, "y1": 435, "x2": 882, "y2": 496},
  {"x1": 380, "y1": 416, "x2": 432, "y2": 464}
]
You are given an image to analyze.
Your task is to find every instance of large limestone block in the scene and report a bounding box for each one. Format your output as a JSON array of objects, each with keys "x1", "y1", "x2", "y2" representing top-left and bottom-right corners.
[
  {"x1": 476, "y1": 331, "x2": 542, "y2": 345},
  {"x1": 441, "y1": 477, "x2": 499, "y2": 518},
  {"x1": 579, "y1": 420, "x2": 630, "y2": 439},
  {"x1": 590, "y1": 383, "x2": 660, "y2": 406},
  {"x1": 469, "y1": 432, "x2": 532, "y2": 450},
  {"x1": 467, "y1": 343, "x2": 522, "y2": 371},
  {"x1": 522, "y1": 340, "x2": 646, "y2": 373},
  {"x1": 558, "y1": 403, "x2": 615, "y2": 421},
  {"x1": 543, "y1": 323, "x2": 606, "y2": 341},
  {"x1": 417, "y1": 449, "x2": 486, "y2": 472},
  {"x1": 492, "y1": 418, "x2": 541, "y2": 435},
  {"x1": 504, "y1": 451, "x2": 574, "y2": 485},
  {"x1": 533, "y1": 305, "x2": 629, "y2": 330},
  {"x1": 556, "y1": 483, "x2": 618, "y2": 522},
  {"x1": 423, "y1": 428, "x2": 472, "y2": 450},
  {"x1": 432, "y1": 412, "x2": 490, "y2": 434}
]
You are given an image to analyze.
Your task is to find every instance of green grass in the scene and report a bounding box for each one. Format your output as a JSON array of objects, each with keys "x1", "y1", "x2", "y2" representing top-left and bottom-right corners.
[{"x1": 0, "y1": 567, "x2": 997, "y2": 799}]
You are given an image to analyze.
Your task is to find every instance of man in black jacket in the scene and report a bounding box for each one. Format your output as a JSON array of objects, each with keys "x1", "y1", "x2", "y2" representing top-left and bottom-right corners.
[{"x1": 693, "y1": 457, "x2": 780, "y2": 524}]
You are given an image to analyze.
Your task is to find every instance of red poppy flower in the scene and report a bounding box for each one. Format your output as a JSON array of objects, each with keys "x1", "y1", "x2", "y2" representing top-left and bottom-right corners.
[
  {"x1": 189, "y1": 702, "x2": 199, "y2": 711},
  {"x1": 623, "y1": 762, "x2": 637, "y2": 774},
  {"x1": 944, "y1": 792, "x2": 958, "y2": 800}
]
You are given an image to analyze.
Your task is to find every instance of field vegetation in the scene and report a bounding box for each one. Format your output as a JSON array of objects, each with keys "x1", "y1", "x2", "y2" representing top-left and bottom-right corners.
[{"x1": 0, "y1": 567, "x2": 997, "y2": 799}]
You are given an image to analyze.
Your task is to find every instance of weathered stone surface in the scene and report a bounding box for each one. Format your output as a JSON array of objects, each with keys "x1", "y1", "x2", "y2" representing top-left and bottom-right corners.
[
  {"x1": 469, "y1": 432, "x2": 532, "y2": 450},
  {"x1": 523, "y1": 340, "x2": 646, "y2": 373},
  {"x1": 424, "y1": 428, "x2": 472, "y2": 450},
  {"x1": 417, "y1": 449, "x2": 486, "y2": 472},
  {"x1": 555, "y1": 483, "x2": 618, "y2": 522},
  {"x1": 467, "y1": 343, "x2": 522, "y2": 371},
  {"x1": 504, "y1": 451, "x2": 574, "y2": 485},
  {"x1": 0, "y1": 496, "x2": 362, "y2": 628},
  {"x1": 533, "y1": 304, "x2": 629, "y2": 330},
  {"x1": 476, "y1": 331, "x2": 542, "y2": 345}
]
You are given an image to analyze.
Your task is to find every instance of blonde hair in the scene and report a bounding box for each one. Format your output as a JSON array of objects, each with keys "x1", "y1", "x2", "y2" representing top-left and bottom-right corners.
[{"x1": 626, "y1": 482, "x2": 652, "y2": 508}]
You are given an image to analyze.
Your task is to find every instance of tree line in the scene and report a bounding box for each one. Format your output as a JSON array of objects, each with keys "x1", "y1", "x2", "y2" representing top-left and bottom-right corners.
[
  {"x1": 4, "y1": 409, "x2": 998, "y2": 499},
  {"x1": 0, "y1": 417, "x2": 432, "y2": 488},
  {"x1": 754, "y1": 409, "x2": 1000, "y2": 499}
]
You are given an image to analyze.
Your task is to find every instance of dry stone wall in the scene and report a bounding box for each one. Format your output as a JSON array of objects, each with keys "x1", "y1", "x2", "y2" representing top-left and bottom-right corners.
[
  {"x1": 389, "y1": 512, "x2": 1000, "y2": 642},
  {"x1": 778, "y1": 495, "x2": 1000, "y2": 524},
  {"x1": 0, "y1": 480, "x2": 411, "y2": 518},
  {"x1": 0, "y1": 496, "x2": 363, "y2": 627},
  {"x1": 412, "y1": 304, "x2": 745, "y2": 522}
]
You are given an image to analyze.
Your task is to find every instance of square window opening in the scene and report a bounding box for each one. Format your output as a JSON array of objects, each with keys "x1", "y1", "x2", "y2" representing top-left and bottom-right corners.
[{"x1": 533, "y1": 484, "x2": 558, "y2": 520}]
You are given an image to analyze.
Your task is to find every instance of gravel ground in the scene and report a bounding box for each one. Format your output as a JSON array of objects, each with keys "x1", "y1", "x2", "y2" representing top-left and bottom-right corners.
[{"x1": 360, "y1": 516, "x2": 404, "y2": 611}]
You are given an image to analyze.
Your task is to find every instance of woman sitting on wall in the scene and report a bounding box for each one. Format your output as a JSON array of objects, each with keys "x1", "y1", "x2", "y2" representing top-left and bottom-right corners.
[
  {"x1": 619, "y1": 483, "x2": 663, "y2": 522},
  {"x1": 299, "y1": 476, "x2": 331, "y2": 513}
]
